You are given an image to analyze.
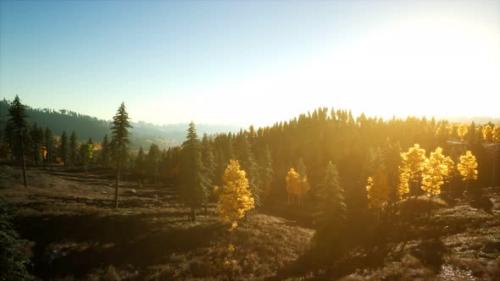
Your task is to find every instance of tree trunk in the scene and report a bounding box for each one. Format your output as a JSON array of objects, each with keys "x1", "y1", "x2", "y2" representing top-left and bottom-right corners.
[
  {"x1": 20, "y1": 135, "x2": 28, "y2": 187},
  {"x1": 114, "y1": 168, "x2": 120, "y2": 208}
]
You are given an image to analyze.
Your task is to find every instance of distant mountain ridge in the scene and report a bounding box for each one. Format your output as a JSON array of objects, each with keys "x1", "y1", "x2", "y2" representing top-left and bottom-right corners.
[{"x1": 0, "y1": 99, "x2": 240, "y2": 149}]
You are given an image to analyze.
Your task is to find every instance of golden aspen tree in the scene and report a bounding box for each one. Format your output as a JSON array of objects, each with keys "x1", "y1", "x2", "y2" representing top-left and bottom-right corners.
[
  {"x1": 285, "y1": 167, "x2": 310, "y2": 205},
  {"x1": 217, "y1": 160, "x2": 255, "y2": 230},
  {"x1": 493, "y1": 125, "x2": 500, "y2": 142},
  {"x1": 457, "y1": 124, "x2": 468, "y2": 141},
  {"x1": 398, "y1": 144, "x2": 426, "y2": 198},
  {"x1": 443, "y1": 155, "x2": 455, "y2": 183},
  {"x1": 457, "y1": 150, "x2": 478, "y2": 182},
  {"x1": 421, "y1": 147, "x2": 449, "y2": 196},
  {"x1": 482, "y1": 125, "x2": 494, "y2": 142}
]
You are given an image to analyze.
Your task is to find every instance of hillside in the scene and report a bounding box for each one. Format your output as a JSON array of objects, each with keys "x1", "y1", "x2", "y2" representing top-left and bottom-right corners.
[
  {"x1": 0, "y1": 165, "x2": 499, "y2": 280},
  {"x1": 0, "y1": 99, "x2": 239, "y2": 149}
]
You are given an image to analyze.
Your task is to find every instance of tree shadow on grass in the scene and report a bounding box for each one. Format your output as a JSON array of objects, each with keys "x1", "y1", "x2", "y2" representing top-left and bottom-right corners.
[{"x1": 14, "y1": 213, "x2": 225, "y2": 279}]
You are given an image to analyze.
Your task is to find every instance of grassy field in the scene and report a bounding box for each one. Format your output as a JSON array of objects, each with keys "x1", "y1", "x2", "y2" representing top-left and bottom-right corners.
[{"x1": 1, "y1": 164, "x2": 500, "y2": 281}]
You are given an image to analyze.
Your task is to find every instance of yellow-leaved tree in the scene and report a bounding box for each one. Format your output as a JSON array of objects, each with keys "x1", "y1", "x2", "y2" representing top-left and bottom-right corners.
[
  {"x1": 398, "y1": 144, "x2": 427, "y2": 199},
  {"x1": 482, "y1": 124, "x2": 494, "y2": 142},
  {"x1": 421, "y1": 147, "x2": 450, "y2": 197},
  {"x1": 494, "y1": 125, "x2": 500, "y2": 142},
  {"x1": 286, "y1": 167, "x2": 310, "y2": 205},
  {"x1": 457, "y1": 124, "x2": 468, "y2": 141},
  {"x1": 217, "y1": 160, "x2": 255, "y2": 230},
  {"x1": 457, "y1": 150, "x2": 478, "y2": 189}
]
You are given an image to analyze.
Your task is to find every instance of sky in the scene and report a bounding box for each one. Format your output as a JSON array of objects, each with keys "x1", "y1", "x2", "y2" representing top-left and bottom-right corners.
[{"x1": 1, "y1": 0, "x2": 499, "y2": 126}]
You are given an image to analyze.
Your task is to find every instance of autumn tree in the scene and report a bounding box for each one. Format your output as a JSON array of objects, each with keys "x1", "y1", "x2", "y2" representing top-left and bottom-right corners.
[
  {"x1": 179, "y1": 122, "x2": 206, "y2": 221},
  {"x1": 457, "y1": 124, "x2": 468, "y2": 141},
  {"x1": 457, "y1": 150, "x2": 478, "y2": 191},
  {"x1": 5, "y1": 96, "x2": 29, "y2": 187},
  {"x1": 421, "y1": 147, "x2": 450, "y2": 197},
  {"x1": 234, "y1": 133, "x2": 261, "y2": 207},
  {"x1": 398, "y1": 144, "x2": 426, "y2": 198},
  {"x1": 285, "y1": 167, "x2": 310, "y2": 206},
  {"x1": 110, "y1": 103, "x2": 132, "y2": 208},
  {"x1": 217, "y1": 159, "x2": 255, "y2": 230}
]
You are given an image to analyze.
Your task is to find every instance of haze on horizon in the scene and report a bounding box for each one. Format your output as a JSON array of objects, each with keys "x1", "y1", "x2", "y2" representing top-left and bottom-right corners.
[{"x1": 1, "y1": 0, "x2": 499, "y2": 127}]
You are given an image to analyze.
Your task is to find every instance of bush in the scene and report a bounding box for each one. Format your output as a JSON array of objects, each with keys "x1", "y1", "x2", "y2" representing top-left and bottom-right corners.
[{"x1": 0, "y1": 200, "x2": 34, "y2": 281}]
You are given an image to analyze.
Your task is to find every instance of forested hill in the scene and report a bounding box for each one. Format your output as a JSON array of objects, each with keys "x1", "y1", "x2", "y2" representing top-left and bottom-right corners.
[{"x1": 0, "y1": 99, "x2": 239, "y2": 149}]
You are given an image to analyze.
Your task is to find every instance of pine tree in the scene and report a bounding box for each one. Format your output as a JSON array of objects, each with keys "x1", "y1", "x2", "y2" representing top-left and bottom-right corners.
[
  {"x1": 110, "y1": 103, "x2": 132, "y2": 208},
  {"x1": 135, "y1": 147, "x2": 146, "y2": 186},
  {"x1": 315, "y1": 161, "x2": 346, "y2": 226},
  {"x1": 235, "y1": 134, "x2": 261, "y2": 207},
  {"x1": 5, "y1": 96, "x2": 29, "y2": 187},
  {"x1": 29, "y1": 123, "x2": 43, "y2": 165},
  {"x1": 44, "y1": 127, "x2": 54, "y2": 164},
  {"x1": 201, "y1": 134, "x2": 216, "y2": 200},
  {"x1": 69, "y1": 131, "x2": 78, "y2": 166},
  {"x1": 80, "y1": 138, "x2": 94, "y2": 172},
  {"x1": 146, "y1": 143, "x2": 161, "y2": 183},
  {"x1": 258, "y1": 145, "x2": 273, "y2": 202},
  {"x1": 312, "y1": 161, "x2": 347, "y2": 260},
  {"x1": 366, "y1": 163, "x2": 390, "y2": 208},
  {"x1": 100, "y1": 134, "x2": 111, "y2": 168},
  {"x1": 59, "y1": 131, "x2": 68, "y2": 165},
  {"x1": 179, "y1": 122, "x2": 206, "y2": 221},
  {"x1": 217, "y1": 159, "x2": 255, "y2": 230}
]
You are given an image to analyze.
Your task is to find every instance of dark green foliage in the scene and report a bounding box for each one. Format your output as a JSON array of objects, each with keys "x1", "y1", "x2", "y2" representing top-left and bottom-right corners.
[
  {"x1": 257, "y1": 145, "x2": 273, "y2": 201},
  {"x1": 29, "y1": 123, "x2": 44, "y2": 165},
  {"x1": 201, "y1": 134, "x2": 216, "y2": 199},
  {"x1": 110, "y1": 103, "x2": 132, "y2": 208},
  {"x1": 0, "y1": 200, "x2": 34, "y2": 281},
  {"x1": 44, "y1": 127, "x2": 54, "y2": 163},
  {"x1": 135, "y1": 147, "x2": 146, "y2": 184},
  {"x1": 311, "y1": 161, "x2": 348, "y2": 262},
  {"x1": 59, "y1": 131, "x2": 68, "y2": 165},
  {"x1": 5, "y1": 96, "x2": 29, "y2": 187},
  {"x1": 234, "y1": 132, "x2": 261, "y2": 207},
  {"x1": 99, "y1": 134, "x2": 111, "y2": 168},
  {"x1": 179, "y1": 122, "x2": 206, "y2": 221},
  {"x1": 69, "y1": 131, "x2": 78, "y2": 166},
  {"x1": 146, "y1": 144, "x2": 161, "y2": 183}
]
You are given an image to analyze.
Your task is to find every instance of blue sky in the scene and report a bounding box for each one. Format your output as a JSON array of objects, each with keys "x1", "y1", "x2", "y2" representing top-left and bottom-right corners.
[{"x1": 1, "y1": 0, "x2": 499, "y2": 126}]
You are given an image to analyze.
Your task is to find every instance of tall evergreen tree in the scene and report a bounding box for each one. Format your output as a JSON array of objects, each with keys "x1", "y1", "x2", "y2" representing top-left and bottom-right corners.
[
  {"x1": 315, "y1": 161, "x2": 346, "y2": 228},
  {"x1": 29, "y1": 123, "x2": 43, "y2": 165},
  {"x1": 44, "y1": 127, "x2": 54, "y2": 163},
  {"x1": 100, "y1": 134, "x2": 111, "y2": 168},
  {"x1": 235, "y1": 133, "x2": 261, "y2": 207},
  {"x1": 258, "y1": 145, "x2": 274, "y2": 202},
  {"x1": 110, "y1": 103, "x2": 132, "y2": 208},
  {"x1": 201, "y1": 134, "x2": 216, "y2": 195},
  {"x1": 146, "y1": 143, "x2": 161, "y2": 183},
  {"x1": 179, "y1": 122, "x2": 206, "y2": 221},
  {"x1": 59, "y1": 131, "x2": 68, "y2": 165},
  {"x1": 135, "y1": 147, "x2": 146, "y2": 186},
  {"x1": 69, "y1": 131, "x2": 78, "y2": 166},
  {"x1": 5, "y1": 96, "x2": 29, "y2": 187},
  {"x1": 312, "y1": 161, "x2": 347, "y2": 260}
]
